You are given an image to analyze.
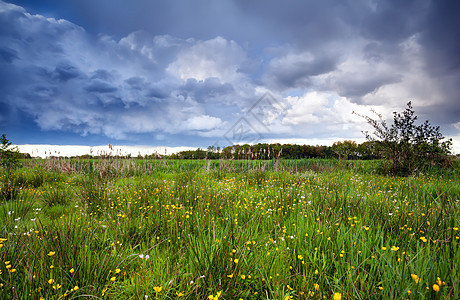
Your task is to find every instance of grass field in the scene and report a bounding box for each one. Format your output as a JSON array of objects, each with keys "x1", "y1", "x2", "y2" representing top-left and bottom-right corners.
[{"x1": 0, "y1": 158, "x2": 459, "y2": 299}]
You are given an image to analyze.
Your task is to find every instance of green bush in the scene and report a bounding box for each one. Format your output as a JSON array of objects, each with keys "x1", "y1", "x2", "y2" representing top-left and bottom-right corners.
[
  {"x1": 0, "y1": 134, "x2": 20, "y2": 172},
  {"x1": 356, "y1": 102, "x2": 452, "y2": 175}
]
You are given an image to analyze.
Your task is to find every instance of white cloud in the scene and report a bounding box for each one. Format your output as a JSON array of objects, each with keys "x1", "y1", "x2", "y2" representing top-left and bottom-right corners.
[
  {"x1": 167, "y1": 36, "x2": 247, "y2": 82},
  {"x1": 185, "y1": 115, "x2": 223, "y2": 131},
  {"x1": 15, "y1": 144, "x2": 195, "y2": 158},
  {"x1": 283, "y1": 91, "x2": 330, "y2": 125}
]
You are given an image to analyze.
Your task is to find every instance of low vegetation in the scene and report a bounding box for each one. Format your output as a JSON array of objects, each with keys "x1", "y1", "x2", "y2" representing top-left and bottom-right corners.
[{"x1": 1, "y1": 158, "x2": 459, "y2": 299}]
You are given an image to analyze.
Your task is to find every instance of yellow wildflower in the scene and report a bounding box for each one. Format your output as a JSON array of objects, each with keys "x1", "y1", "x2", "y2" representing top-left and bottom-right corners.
[
  {"x1": 433, "y1": 284, "x2": 440, "y2": 292},
  {"x1": 48, "y1": 278, "x2": 55, "y2": 284},
  {"x1": 411, "y1": 274, "x2": 420, "y2": 284},
  {"x1": 110, "y1": 276, "x2": 116, "y2": 282},
  {"x1": 47, "y1": 251, "x2": 56, "y2": 256},
  {"x1": 333, "y1": 292, "x2": 342, "y2": 300},
  {"x1": 153, "y1": 286, "x2": 162, "y2": 292}
]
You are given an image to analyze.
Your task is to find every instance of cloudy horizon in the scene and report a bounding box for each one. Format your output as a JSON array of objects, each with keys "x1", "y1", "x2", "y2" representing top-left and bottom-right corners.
[{"x1": 1, "y1": 0, "x2": 460, "y2": 155}]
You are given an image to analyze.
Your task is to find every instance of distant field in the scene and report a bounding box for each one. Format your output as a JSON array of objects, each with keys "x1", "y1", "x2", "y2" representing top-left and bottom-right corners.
[{"x1": 1, "y1": 158, "x2": 459, "y2": 299}]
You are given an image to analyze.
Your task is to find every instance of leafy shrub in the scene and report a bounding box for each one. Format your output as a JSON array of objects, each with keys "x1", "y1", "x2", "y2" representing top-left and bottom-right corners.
[
  {"x1": 355, "y1": 102, "x2": 452, "y2": 175},
  {"x1": 0, "y1": 134, "x2": 20, "y2": 172}
]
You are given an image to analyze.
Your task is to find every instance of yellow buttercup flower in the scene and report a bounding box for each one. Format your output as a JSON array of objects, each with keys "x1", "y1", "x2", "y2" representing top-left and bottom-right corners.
[
  {"x1": 69, "y1": 268, "x2": 75, "y2": 273},
  {"x1": 47, "y1": 251, "x2": 56, "y2": 256},
  {"x1": 110, "y1": 276, "x2": 116, "y2": 282},
  {"x1": 208, "y1": 291, "x2": 221, "y2": 300},
  {"x1": 433, "y1": 284, "x2": 440, "y2": 292},
  {"x1": 333, "y1": 292, "x2": 342, "y2": 300},
  {"x1": 153, "y1": 286, "x2": 162, "y2": 292},
  {"x1": 411, "y1": 274, "x2": 420, "y2": 284},
  {"x1": 48, "y1": 278, "x2": 55, "y2": 284}
]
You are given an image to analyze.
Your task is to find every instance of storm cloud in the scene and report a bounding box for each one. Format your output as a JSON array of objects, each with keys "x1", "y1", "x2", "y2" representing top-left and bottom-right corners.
[{"x1": 1, "y1": 0, "x2": 460, "y2": 150}]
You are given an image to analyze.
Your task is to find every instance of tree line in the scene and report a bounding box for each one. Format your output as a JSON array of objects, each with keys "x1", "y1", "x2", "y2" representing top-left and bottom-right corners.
[{"x1": 165, "y1": 141, "x2": 380, "y2": 160}]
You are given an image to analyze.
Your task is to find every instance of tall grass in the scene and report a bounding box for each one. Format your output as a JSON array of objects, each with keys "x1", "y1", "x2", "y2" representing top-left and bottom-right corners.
[{"x1": 0, "y1": 158, "x2": 459, "y2": 299}]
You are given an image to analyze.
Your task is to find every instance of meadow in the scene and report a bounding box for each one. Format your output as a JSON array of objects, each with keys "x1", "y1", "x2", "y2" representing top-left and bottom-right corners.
[{"x1": 0, "y1": 158, "x2": 459, "y2": 299}]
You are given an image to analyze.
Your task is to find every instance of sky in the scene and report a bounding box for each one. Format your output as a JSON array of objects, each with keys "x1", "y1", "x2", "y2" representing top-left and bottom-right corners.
[{"x1": 1, "y1": 0, "x2": 460, "y2": 156}]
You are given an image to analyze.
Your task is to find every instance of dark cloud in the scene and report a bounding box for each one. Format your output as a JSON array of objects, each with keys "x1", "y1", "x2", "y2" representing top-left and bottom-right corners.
[
  {"x1": 360, "y1": 0, "x2": 428, "y2": 42},
  {"x1": 420, "y1": 1, "x2": 460, "y2": 75},
  {"x1": 264, "y1": 52, "x2": 340, "y2": 90},
  {"x1": 0, "y1": 47, "x2": 18, "y2": 63},
  {"x1": 182, "y1": 78, "x2": 234, "y2": 101},
  {"x1": 331, "y1": 73, "x2": 402, "y2": 99},
  {"x1": 0, "y1": 1, "x2": 240, "y2": 142},
  {"x1": 124, "y1": 77, "x2": 146, "y2": 90},
  {"x1": 1, "y1": 0, "x2": 459, "y2": 147},
  {"x1": 85, "y1": 80, "x2": 117, "y2": 93},
  {"x1": 52, "y1": 64, "x2": 82, "y2": 82}
]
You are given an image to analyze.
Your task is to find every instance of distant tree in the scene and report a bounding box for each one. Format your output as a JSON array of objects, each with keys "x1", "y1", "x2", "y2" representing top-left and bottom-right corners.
[
  {"x1": 0, "y1": 134, "x2": 20, "y2": 172},
  {"x1": 355, "y1": 102, "x2": 452, "y2": 175},
  {"x1": 331, "y1": 140, "x2": 358, "y2": 159},
  {"x1": 356, "y1": 141, "x2": 380, "y2": 160}
]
